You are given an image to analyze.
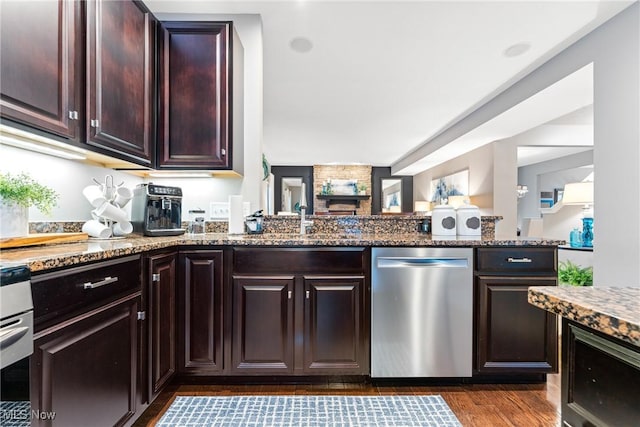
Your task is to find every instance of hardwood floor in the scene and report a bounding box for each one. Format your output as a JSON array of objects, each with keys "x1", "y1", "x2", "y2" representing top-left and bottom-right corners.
[{"x1": 133, "y1": 373, "x2": 561, "y2": 427}]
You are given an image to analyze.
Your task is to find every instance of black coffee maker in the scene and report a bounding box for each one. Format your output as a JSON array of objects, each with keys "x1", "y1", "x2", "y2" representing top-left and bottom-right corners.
[{"x1": 131, "y1": 184, "x2": 185, "y2": 236}]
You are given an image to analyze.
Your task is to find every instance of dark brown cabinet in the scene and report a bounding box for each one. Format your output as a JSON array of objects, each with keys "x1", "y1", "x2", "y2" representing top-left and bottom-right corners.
[
  {"x1": 231, "y1": 248, "x2": 369, "y2": 376},
  {"x1": 30, "y1": 255, "x2": 143, "y2": 427},
  {"x1": 146, "y1": 252, "x2": 176, "y2": 401},
  {"x1": 304, "y1": 276, "x2": 366, "y2": 374},
  {"x1": 474, "y1": 247, "x2": 558, "y2": 375},
  {"x1": 232, "y1": 276, "x2": 294, "y2": 373},
  {"x1": 86, "y1": 0, "x2": 155, "y2": 166},
  {"x1": 157, "y1": 21, "x2": 243, "y2": 173},
  {"x1": 0, "y1": 0, "x2": 82, "y2": 140},
  {"x1": 178, "y1": 250, "x2": 224, "y2": 375},
  {"x1": 561, "y1": 320, "x2": 640, "y2": 427}
]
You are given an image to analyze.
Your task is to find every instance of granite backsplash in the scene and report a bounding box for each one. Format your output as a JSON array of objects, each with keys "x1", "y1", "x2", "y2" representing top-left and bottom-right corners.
[{"x1": 30, "y1": 215, "x2": 501, "y2": 240}]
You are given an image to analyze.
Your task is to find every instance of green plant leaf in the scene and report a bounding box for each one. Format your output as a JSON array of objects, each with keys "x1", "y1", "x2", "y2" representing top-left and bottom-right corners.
[
  {"x1": 0, "y1": 172, "x2": 59, "y2": 215},
  {"x1": 558, "y1": 260, "x2": 593, "y2": 286}
]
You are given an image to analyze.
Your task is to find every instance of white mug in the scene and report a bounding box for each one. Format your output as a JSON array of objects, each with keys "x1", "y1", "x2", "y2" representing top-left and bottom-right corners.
[
  {"x1": 82, "y1": 185, "x2": 107, "y2": 208},
  {"x1": 113, "y1": 186, "x2": 133, "y2": 208},
  {"x1": 113, "y1": 221, "x2": 133, "y2": 236},
  {"x1": 82, "y1": 220, "x2": 112, "y2": 239},
  {"x1": 93, "y1": 203, "x2": 128, "y2": 223}
]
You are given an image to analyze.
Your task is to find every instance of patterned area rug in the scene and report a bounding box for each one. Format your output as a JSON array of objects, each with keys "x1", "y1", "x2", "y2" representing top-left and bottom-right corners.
[{"x1": 155, "y1": 395, "x2": 461, "y2": 426}]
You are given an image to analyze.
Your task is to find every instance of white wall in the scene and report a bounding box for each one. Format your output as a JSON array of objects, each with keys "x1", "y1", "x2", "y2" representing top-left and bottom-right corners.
[
  {"x1": 413, "y1": 143, "x2": 494, "y2": 210},
  {"x1": 414, "y1": 3, "x2": 639, "y2": 287},
  {"x1": 492, "y1": 140, "x2": 517, "y2": 239},
  {"x1": 0, "y1": 145, "x2": 143, "y2": 221}
]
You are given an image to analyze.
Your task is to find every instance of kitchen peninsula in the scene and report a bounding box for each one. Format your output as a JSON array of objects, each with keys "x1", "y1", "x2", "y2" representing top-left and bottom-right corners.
[
  {"x1": 1, "y1": 215, "x2": 564, "y2": 427},
  {"x1": 528, "y1": 286, "x2": 640, "y2": 426}
]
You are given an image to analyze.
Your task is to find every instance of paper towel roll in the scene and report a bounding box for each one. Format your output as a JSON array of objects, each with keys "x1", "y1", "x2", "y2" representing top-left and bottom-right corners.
[{"x1": 228, "y1": 195, "x2": 244, "y2": 234}]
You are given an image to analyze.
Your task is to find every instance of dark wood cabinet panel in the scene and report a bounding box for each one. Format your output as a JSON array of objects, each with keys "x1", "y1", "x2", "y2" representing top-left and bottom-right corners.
[
  {"x1": 476, "y1": 276, "x2": 558, "y2": 373},
  {"x1": 303, "y1": 276, "x2": 367, "y2": 374},
  {"x1": 0, "y1": 0, "x2": 82, "y2": 140},
  {"x1": 31, "y1": 295, "x2": 139, "y2": 427},
  {"x1": 234, "y1": 248, "x2": 366, "y2": 275},
  {"x1": 147, "y1": 252, "x2": 176, "y2": 400},
  {"x1": 178, "y1": 250, "x2": 224, "y2": 375},
  {"x1": 157, "y1": 21, "x2": 243, "y2": 171},
  {"x1": 232, "y1": 276, "x2": 294, "y2": 373},
  {"x1": 230, "y1": 247, "x2": 370, "y2": 377},
  {"x1": 561, "y1": 320, "x2": 640, "y2": 427},
  {"x1": 86, "y1": 0, "x2": 154, "y2": 165},
  {"x1": 475, "y1": 247, "x2": 557, "y2": 275},
  {"x1": 31, "y1": 255, "x2": 142, "y2": 331}
]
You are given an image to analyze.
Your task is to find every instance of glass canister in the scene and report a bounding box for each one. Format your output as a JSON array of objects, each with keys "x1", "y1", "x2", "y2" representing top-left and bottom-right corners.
[
  {"x1": 187, "y1": 209, "x2": 206, "y2": 236},
  {"x1": 569, "y1": 228, "x2": 582, "y2": 248}
]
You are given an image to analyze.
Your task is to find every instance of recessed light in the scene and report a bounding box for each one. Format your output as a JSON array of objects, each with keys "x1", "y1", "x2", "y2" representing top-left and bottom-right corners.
[
  {"x1": 289, "y1": 37, "x2": 313, "y2": 53},
  {"x1": 503, "y1": 42, "x2": 531, "y2": 58}
]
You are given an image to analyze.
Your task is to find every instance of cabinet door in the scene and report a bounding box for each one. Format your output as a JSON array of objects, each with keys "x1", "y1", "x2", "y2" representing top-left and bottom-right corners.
[
  {"x1": 0, "y1": 0, "x2": 81, "y2": 139},
  {"x1": 476, "y1": 276, "x2": 558, "y2": 373},
  {"x1": 31, "y1": 295, "x2": 139, "y2": 427},
  {"x1": 179, "y1": 250, "x2": 224, "y2": 375},
  {"x1": 147, "y1": 253, "x2": 176, "y2": 400},
  {"x1": 232, "y1": 276, "x2": 294, "y2": 373},
  {"x1": 303, "y1": 276, "x2": 368, "y2": 374},
  {"x1": 86, "y1": 0, "x2": 154, "y2": 165},
  {"x1": 157, "y1": 22, "x2": 231, "y2": 169},
  {"x1": 562, "y1": 320, "x2": 640, "y2": 427}
]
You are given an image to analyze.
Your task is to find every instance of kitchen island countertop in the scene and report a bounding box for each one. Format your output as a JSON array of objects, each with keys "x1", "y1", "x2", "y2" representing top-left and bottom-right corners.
[
  {"x1": 0, "y1": 232, "x2": 563, "y2": 272},
  {"x1": 528, "y1": 286, "x2": 640, "y2": 347}
]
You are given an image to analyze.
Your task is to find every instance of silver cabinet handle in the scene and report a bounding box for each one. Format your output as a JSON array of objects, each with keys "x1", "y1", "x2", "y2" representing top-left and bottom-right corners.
[
  {"x1": 84, "y1": 276, "x2": 118, "y2": 289},
  {"x1": 288, "y1": 291, "x2": 292, "y2": 300},
  {"x1": 152, "y1": 273, "x2": 161, "y2": 282},
  {"x1": 507, "y1": 257, "x2": 532, "y2": 263},
  {"x1": 0, "y1": 325, "x2": 29, "y2": 350},
  {"x1": 306, "y1": 290, "x2": 310, "y2": 299}
]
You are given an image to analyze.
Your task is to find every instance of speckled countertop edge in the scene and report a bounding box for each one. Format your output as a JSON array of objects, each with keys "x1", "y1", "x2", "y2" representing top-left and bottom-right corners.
[
  {"x1": 528, "y1": 286, "x2": 640, "y2": 347},
  {"x1": 0, "y1": 232, "x2": 563, "y2": 272}
]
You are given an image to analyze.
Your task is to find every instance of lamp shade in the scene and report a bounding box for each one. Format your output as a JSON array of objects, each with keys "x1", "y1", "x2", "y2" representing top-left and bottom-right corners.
[
  {"x1": 414, "y1": 200, "x2": 431, "y2": 213},
  {"x1": 562, "y1": 182, "x2": 593, "y2": 205}
]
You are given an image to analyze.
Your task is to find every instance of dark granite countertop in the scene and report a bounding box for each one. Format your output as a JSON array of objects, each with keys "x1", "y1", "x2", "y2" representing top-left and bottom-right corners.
[
  {"x1": 528, "y1": 286, "x2": 640, "y2": 347},
  {"x1": 0, "y1": 232, "x2": 563, "y2": 273}
]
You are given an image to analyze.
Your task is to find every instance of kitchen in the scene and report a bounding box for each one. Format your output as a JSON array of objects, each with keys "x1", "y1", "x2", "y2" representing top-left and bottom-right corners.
[{"x1": 1, "y1": 1, "x2": 639, "y2": 426}]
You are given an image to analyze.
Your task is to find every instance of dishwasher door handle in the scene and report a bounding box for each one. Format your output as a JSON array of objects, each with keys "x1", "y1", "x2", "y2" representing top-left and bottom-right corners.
[{"x1": 376, "y1": 257, "x2": 469, "y2": 268}]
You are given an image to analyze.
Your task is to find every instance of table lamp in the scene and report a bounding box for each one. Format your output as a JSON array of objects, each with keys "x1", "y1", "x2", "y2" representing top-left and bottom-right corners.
[{"x1": 562, "y1": 181, "x2": 594, "y2": 247}]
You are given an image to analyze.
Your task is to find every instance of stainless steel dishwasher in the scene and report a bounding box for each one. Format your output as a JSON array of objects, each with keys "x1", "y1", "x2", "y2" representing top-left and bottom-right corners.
[{"x1": 371, "y1": 247, "x2": 473, "y2": 378}]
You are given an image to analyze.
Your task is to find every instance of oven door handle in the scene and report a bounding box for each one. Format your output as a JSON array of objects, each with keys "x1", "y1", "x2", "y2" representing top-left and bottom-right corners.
[{"x1": 0, "y1": 325, "x2": 30, "y2": 350}]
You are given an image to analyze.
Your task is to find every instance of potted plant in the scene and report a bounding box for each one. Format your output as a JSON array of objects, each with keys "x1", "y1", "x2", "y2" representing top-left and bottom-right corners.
[
  {"x1": 357, "y1": 183, "x2": 367, "y2": 195},
  {"x1": 558, "y1": 261, "x2": 593, "y2": 286},
  {"x1": 0, "y1": 172, "x2": 59, "y2": 238}
]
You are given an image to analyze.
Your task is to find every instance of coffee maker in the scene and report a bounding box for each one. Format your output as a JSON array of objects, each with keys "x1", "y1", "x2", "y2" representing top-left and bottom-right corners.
[{"x1": 131, "y1": 184, "x2": 185, "y2": 236}]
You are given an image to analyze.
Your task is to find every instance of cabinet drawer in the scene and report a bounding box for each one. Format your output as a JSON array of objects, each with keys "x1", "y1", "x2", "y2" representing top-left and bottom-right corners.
[
  {"x1": 475, "y1": 247, "x2": 557, "y2": 275},
  {"x1": 32, "y1": 255, "x2": 141, "y2": 329},
  {"x1": 233, "y1": 248, "x2": 366, "y2": 275}
]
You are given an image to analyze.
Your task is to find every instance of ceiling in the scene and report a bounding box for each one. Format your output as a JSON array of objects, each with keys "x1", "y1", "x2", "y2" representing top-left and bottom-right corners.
[{"x1": 144, "y1": 0, "x2": 633, "y2": 174}]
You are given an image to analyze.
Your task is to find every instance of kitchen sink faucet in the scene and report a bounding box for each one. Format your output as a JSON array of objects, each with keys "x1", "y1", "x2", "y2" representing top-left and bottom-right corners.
[{"x1": 299, "y1": 182, "x2": 313, "y2": 235}]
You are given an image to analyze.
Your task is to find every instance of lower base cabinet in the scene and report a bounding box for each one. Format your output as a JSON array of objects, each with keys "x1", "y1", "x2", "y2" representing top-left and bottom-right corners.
[
  {"x1": 178, "y1": 250, "x2": 224, "y2": 376},
  {"x1": 561, "y1": 320, "x2": 640, "y2": 427},
  {"x1": 476, "y1": 276, "x2": 558, "y2": 373},
  {"x1": 304, "y1": 277, "x2": 366, "y2": 374},
  {"x1": 231, "y1": 247, "x2": 369, "y2": 376},
  {"x1": 474, "y1": 247, "x2": 559, "y2": 376},
  {"x1": 31, "y1": 295, "x2": 140, "y2": 427},
  {"x1": 146, "y1": 252, "x2": 177, "y2": 401}
]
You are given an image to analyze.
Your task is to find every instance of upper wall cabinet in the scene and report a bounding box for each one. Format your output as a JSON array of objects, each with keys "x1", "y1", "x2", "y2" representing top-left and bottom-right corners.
[
  {"x1": 86, "y1": 0, "x2": 155, "y2": 166},
  {"x1": 0, "y1": 0, "x2": 82, "y2": 141},
  {"x1": 0, "y1": 0, "x2": 154, "y2": 168},
  {"x1": 157, "y1": 22, "x2": 244, "y2": 174}
]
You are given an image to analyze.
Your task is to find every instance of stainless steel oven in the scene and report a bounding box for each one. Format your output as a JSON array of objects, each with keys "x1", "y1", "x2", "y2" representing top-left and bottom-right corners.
[{"x1": 0, "y1": 265, "x2": 33, "y2": 426}]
